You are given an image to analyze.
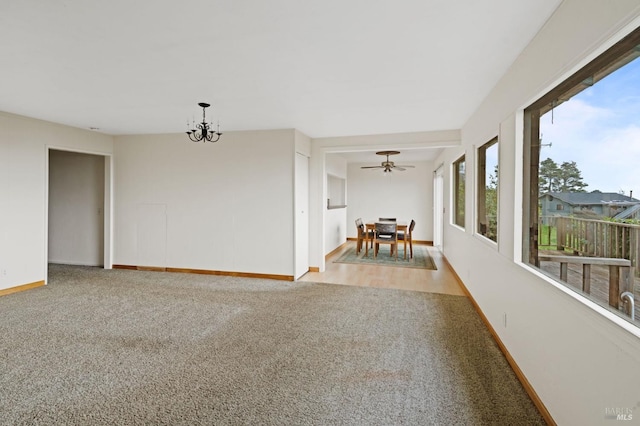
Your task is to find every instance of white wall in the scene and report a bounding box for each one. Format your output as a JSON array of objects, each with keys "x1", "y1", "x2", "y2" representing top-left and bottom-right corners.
[
  {"x1": 325, "y1": 154, "x2": 347, "y2": 254},
  {"x1": 346, "y1": 161, "x2": 432, "y2": 242},
  {"x1": 440, "y1": 1, "x2": 640, "y2": 424},
  {"x1": 113, "y1": 129, "x2": 296, "y2": 276},
  {"x1": 0, "y1": 112, "x2": 114, "y2": 290},
  {"x1": 48, "y1": 150, "x2": 105, "y2": 266}
]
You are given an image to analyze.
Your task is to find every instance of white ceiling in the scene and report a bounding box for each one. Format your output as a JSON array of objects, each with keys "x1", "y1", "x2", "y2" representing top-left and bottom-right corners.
[{"x1": 0, "y1": 0, "x2": 561, "y2": 147}]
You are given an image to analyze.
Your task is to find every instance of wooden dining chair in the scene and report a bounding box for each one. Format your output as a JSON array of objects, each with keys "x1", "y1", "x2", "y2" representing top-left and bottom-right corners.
[
  {"x1": 398, "y1": 219, "x2": 416, "y2": 259},
  {"x1": 355, "y1": 218, "x2": 373, "y2": 254},
  {"x1": 374, "y1": 222, "x2": 398, "y2": 260}
]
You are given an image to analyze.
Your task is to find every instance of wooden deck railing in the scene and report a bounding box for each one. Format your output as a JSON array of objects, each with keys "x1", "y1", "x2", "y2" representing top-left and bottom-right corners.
[
  {"x1": 538, "y1": 255, "x2": 632, "y2": 309},
  {"x1": 541, "y1": 216, "x2": 640, "y2": 276}
]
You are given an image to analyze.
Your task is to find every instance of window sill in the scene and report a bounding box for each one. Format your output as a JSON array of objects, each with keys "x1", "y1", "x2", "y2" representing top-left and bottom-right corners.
[
  {"x1": 516, "y1": 261, "x2": 640, "y2": 340},
  {"x1": 473, "y1": 232, "x2": 498, "y2": 249}
]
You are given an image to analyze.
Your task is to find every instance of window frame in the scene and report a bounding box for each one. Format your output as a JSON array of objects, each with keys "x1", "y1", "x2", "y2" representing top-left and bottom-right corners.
[
  {"x1": 477, "y1": 137, "x2": 499, "y2": 243},
  {"x1": 453, "y1": 155, "x2": 466, "y2": 228},
  {"x1": 522, "y1": 26, "x2": 640, "y2": 329}
]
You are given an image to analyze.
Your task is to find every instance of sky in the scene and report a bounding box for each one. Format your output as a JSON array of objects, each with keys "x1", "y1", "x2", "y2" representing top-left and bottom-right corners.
[{"x1": 539, "y1": 56, "x2": 640, "y2": 196}]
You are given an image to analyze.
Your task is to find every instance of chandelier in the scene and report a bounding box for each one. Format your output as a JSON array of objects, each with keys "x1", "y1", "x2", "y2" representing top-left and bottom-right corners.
[{"x1": 186, "y1": 102, "x2": 222, "y2": 143}]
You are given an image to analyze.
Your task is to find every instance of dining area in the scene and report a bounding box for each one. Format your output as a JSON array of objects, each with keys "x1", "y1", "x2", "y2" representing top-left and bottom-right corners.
[
  {"x1": 355, "y1": 218, "x2": 416, "y2": 261},
  {"x1": 304, "y1": 214, "x2": 452, "y2": 292}
]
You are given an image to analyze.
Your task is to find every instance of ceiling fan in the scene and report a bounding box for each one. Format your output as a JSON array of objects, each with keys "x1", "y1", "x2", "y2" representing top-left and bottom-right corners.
[{"x1": 361, "y1": 150, "x2": 415, "y2": 173}]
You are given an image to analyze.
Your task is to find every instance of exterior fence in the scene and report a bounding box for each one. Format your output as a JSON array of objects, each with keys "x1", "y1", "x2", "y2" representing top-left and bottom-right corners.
[{"x1": 541, "y1": 216, "x2": 640, "y2": 277}]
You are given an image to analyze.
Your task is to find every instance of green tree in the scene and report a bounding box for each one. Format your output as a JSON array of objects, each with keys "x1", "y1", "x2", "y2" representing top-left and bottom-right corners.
[
  {"x1": 485, "y1": 165, "x2": 498, "y2": 240},
  {"x1": 557, "y1": 161, "x2": 588, "y2": 192},
  {"x1": 539, "y1": 158, "x2": 588, "y2": 193},
  {"x1": 539, "y1": 158, "x2": 560, "y2": 194}
]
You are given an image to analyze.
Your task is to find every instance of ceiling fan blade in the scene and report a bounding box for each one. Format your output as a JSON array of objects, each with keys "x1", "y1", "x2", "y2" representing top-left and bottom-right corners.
[{"x1": 362, "y1": 151, "x2": 412, "y2": 170}]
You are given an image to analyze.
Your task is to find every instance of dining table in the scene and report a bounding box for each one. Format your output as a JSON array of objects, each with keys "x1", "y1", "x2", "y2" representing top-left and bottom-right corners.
[{"x1": 364, "y1": 220, "x2": 408, "y2": 259}]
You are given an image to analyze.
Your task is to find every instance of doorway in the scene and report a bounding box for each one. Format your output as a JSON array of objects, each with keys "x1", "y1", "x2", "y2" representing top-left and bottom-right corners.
[{"x1": 46, "y1": 148, "x2": 112, "y2": 279}]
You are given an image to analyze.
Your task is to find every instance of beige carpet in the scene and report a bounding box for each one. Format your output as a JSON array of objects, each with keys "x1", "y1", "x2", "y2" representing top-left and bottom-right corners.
[{"x1": 0, "y1": 264, "x2": 544, "y2": 425}]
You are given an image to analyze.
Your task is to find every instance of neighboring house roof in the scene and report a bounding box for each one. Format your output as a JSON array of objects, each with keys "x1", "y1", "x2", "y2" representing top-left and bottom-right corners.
[
  {"x1": 541, "y1": 192, "x2": 640, "y2": 206},
  {"x1": 613, "y1": 203, "x2": 640, "y2": 219}
]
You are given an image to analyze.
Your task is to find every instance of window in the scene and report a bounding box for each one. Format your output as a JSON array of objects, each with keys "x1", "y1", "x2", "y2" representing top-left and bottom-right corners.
[
  {"x1": 453, "y1": 155, "x2": 465, "y2": 228},
  {"x1": 477, "y1": 138, "x2": 498, "y2": 242},
  {"x1": 523, "y1": 27, "x2": 640, "y2": 328}
]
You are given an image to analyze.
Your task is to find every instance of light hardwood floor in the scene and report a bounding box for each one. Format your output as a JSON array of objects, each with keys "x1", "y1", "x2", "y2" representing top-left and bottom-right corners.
[{"x1": 298, "y1": 241, "x2": 466, "y2": 296}]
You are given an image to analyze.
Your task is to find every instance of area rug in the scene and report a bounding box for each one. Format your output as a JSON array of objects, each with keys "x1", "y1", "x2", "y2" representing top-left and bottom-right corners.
[{"x1": 334, "y1": 244, "x2": 437, "y2": 270}]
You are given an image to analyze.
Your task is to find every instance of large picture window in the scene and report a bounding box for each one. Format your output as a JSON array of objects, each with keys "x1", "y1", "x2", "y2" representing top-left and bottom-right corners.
[
  {"x1": 523, "y1": 27, "x2": 640, "y2": 328},
  {"x1": 453, "y1": 155, "x2": 465, "y2": 228},
  {"x1": 477, "y1": 138, "x2": 498, "y2": 242}
]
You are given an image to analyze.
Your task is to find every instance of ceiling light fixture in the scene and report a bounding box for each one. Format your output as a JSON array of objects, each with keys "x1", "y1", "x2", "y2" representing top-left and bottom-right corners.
[
  {"x1": 186, "y1": 102, "x2": 222, "y2": 143},
  {"x1": 361, "y1": 151, "x2": 415, "y2": 174}
]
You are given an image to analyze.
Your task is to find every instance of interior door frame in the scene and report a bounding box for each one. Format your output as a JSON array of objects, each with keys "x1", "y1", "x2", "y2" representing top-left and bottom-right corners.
[
  {"x1": 433, "y1": 163, "x2": 444, "y2": 251},
  {"x1": 45, "y1": 146, "x2": 113, "y2": 283}
]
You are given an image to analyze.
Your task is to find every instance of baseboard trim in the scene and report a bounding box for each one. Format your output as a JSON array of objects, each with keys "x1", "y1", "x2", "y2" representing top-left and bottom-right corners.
[
  {"x1": 112, "y1": 264, "x2": 137, "y2": 270},
  {"x1": 325, "y1": 241, "x2": 349, "y2": 260},
  {"x1": 138, "y1": 266, "x2": 166, "y2": 272},
  {"x1": 167, "y1": 267, "x2": 293, "y2": 282},
  {"x1": 0, "y1": 280, "x2": 45, "y2": 297},
  {"x1": 113, "y1": 264, "x2": 294, "y2": 281},
  {"x1": 442, "y1": 256, "x2": 555, "y2": 426}
]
